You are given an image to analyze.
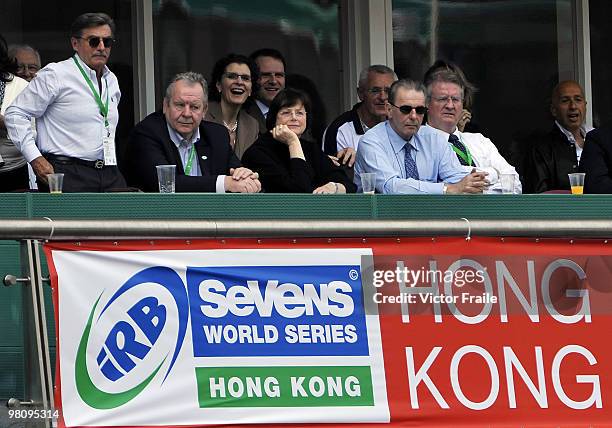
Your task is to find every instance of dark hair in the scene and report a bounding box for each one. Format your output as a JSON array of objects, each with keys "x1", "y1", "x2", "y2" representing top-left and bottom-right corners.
[
  {"x1": 208, "y1": 53, "x2": 259, "y2": 102},
  {"x1": 0, "y1": 34, "x2": 17, "y2": 82},
  {"x1": 265, "y1": 87, "x2": 311, "y2": 131},
  {"x1": 249, "y1": 48, "x2": 287, "y2": 71},
  {"x1": 70, "y1": 12, "x2": 116, "y2": 39},
  {"x1": 423, "y1": 60, "x2": 477, "y2": 109}
]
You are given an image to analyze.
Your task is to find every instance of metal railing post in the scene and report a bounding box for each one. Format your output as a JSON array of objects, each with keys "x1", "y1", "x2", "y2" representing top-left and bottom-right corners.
[{"x1": 19, "y1": 240, "x2": 54, "y2": 428}]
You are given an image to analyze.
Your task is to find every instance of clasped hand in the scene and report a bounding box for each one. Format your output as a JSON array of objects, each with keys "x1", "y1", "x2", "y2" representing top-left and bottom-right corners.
[{"x1": 225, "y1": 167, "x2": 261, "y2": 193}]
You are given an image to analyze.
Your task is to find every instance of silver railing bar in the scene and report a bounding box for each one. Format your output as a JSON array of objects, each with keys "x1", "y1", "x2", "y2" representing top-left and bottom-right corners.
[{"x1": 0, "y1": 218, "x2": 610, "y2": 240}]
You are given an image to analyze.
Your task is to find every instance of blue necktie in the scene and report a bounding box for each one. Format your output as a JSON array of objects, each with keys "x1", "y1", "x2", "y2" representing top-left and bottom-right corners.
[
  {"x1": 404, "y1": 144, "x2": 419, "y2": 179},
  {"x1": 449, "y1": 134, "x2": 473, "y2": 166}
]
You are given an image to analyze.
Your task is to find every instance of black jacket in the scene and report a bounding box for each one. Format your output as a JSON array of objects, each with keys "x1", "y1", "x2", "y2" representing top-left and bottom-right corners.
[
  {"x1": 526, "y1": 125, "x2": 580, "y2": 193},
  {"x1": 126, "y1": 111, "x2": 240, "y2": 192},
  {"x1": 580, "y1": 123, "x2": 612, "y2": 193},
  {"x1": 242, "y1": 132, "x2": 356, "y2": 193}
]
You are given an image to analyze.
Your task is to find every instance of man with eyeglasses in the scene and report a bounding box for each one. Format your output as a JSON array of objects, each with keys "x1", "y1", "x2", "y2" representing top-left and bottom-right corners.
[
  {"x1": 126, "y1": 72, "x2": 261, "y2": 193},
  {"x1": 323, "y1": 65, "x2": 397, "y2": 168},
  {"x1": 8, "y1": 44, "x2": 41, "y2": 82},
  {"x1": 245, "y1": 48, "x2": 287, "y2": 134},
  {"x1": 354, "y1": 79, "x2": 488, "y2": 194},
  {"x1": 5, "y1": 12, "x2": 127, "y2": 192},
  {"x1": 424, "y1": 69, "x2": 521, "y2": 193}
]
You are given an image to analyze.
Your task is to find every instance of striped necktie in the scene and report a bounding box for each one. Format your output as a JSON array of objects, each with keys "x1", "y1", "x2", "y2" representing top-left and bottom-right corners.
[
  {"x1": 449, "y1": 134, "x2": 473, "y2": 166},
  {"x1": 404, "y1": 143, "x2": 419, "y2": 179}
]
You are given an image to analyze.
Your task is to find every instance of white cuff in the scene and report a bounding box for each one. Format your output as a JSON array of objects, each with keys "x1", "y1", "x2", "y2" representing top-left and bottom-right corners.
[{"x1": 216, "y1": 175, "x2": 226, "y2": 193}]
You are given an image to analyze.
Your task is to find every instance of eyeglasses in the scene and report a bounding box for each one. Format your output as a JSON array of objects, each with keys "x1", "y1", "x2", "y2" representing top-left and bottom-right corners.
[
  {"x1": 224, "y1": 72, "x2": 251, "y2": 82},
  {"x1": 366, "y1": 87, "x2": 390, "y2": 95},
  {"x1": 80, "y1": 36, "x2": 115, "y2": 48},
  {"x1": 278, "y1": 108, "x2": 307, "y2": 119},
  {"x1": 432, "y1": 95, "x2": 462, "y2": 105},
  {"x1": 260, "y1": 72, "x2": 285, "y2": 80},
  {"x1": 390, "y1": 103, "x2": 427, "y2": 115},
  {"x1": 16, "y1": 64, "x2": 40, "y2": 73}
]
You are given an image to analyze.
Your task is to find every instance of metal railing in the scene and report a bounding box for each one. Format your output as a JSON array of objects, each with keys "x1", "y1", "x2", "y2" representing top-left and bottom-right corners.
[{"x1": 0, "y1": 218, "x2": 611, "y2": 240}]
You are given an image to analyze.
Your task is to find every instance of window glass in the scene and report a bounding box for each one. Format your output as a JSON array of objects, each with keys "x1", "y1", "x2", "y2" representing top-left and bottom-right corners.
[
  {"x1": 589, "y1": 1, "x2": 611, "y2": 128},
  {"x1": 392, "y1": 0, "x2": 575, "y2": 162},
  {"x1": 152, "y1": 0, "x2": 340, "y2": 142}
]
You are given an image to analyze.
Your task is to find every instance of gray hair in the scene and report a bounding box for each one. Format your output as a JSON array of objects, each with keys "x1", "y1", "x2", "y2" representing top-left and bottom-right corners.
[
  {"x1": 424, "y1": 69, "x2": 465, "y2": 104},
  {"x1": 388, "y1": 79, "x2": 425, "y2": 104},
  {"x1": 165, "y1": 71, "x2": 208, "y2": 101},
  {"x1": 7, "y1": 44, "x2": 41, "y2": 66},
  {"x1": 70, "y1": 13, "x2": 115, "y2": 39},
  {"x1": 357, "y1": 64, "x2": 397, "y2": 89}
]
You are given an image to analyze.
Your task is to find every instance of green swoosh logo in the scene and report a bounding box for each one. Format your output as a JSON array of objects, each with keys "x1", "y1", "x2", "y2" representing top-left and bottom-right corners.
[{"x1": 75, "y1": 294, "x2": 165, "y2": 409}]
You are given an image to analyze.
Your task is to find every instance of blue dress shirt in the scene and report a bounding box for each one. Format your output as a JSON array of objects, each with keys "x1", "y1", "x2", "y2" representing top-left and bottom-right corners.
[{"x1": 354, "y1": 122, "x2": 468, "y2": 194}]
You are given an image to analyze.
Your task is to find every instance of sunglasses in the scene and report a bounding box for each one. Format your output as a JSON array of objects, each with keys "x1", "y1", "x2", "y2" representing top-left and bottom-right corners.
[
  {"x1": 80, "y1": 36, "x2": 115, "y2": 48},
  {"x1": 390, "y1": 102, "x2": 427, "y2": 115}
]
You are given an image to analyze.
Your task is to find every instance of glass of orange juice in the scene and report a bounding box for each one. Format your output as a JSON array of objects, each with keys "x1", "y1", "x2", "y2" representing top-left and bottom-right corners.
[{"x1": 568, "y1": 173, "x2": 585, "y2": 195}]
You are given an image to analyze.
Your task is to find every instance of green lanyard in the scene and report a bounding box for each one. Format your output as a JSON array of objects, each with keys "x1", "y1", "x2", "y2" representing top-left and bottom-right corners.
[
  {"x1": 72, "y1": 55, "x2": 110, "y2": 129},
  {"x1": 451, "y1": 139, "x2": 473, "y2": 166},
  {"x1": 184, "y1": 143, "x2": 196, "y2": 175}
]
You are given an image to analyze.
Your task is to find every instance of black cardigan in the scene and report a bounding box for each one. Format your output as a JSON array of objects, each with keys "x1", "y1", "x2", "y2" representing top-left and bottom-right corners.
[{"x1": 242, "y1": 132, "x2": 356, "y2": 193}]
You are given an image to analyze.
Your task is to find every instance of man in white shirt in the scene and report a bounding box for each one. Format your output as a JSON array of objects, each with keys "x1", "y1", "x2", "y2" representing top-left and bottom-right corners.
[
  {"x1": 424, "y1": 69, "x2": 522, "y2": 194},
  {"x1": 5, "y1": 12, "x2": 127, "y2": 192}
]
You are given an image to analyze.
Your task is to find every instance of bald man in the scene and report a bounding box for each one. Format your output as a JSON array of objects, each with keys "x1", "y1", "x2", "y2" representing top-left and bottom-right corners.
[{"x1": 527, "y1": 80, "x2": 594, "y2": 192}]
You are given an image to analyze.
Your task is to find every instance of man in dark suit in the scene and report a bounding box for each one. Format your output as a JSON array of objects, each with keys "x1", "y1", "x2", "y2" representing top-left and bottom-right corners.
[
  {"x1": 244, "y1": 48, "x2": 287, "y2": 134},
  {"x1": 580, "y1": 123, "x2": 612, "y2": 193},
  {"x1": 127, "y1": 71, "x2": 261, "y2": 193},
  {"x1": 526, "y1": 80, "x2": 593, "y2": 193}
]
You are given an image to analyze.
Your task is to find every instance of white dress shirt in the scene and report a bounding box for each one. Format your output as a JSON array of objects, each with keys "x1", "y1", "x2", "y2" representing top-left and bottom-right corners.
[
  {"x1": 5, "y1": 54, "x2": 121, "y2": 162},
  {"x1": 424, "y1": 125, "x2": 522, "y2": 194},
  {"x1": 555, "y1": 121, "x2": 594, "y2": 163}
]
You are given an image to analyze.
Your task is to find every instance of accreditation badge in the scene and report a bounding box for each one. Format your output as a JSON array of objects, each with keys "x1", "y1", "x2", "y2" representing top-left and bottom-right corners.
[{"x1": 102, "y1": 136, "x2": 117, "y2": 166}]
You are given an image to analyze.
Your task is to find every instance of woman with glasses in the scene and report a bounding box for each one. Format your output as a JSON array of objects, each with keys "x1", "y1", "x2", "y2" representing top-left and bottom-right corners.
[
  {"x1": 0, "y1": 35, "x2": 29, "y2": 191},
  {"x1": 205, "y1": 54, "x2": 259, "y2": 159},
  {"x1": 242, "y1": 88, "x2": 356, "y2": 193}
]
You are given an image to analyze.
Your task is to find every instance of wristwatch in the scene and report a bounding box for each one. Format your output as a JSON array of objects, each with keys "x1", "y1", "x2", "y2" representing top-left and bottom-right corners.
[{"x1": 442, "y1": 183, "x2": 448, "y2": 194}]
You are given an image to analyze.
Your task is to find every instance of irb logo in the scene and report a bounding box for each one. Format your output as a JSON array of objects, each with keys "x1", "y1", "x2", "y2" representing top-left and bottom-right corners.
[
  {"x1": 96, "y1": 296, "x2": 167, "y2": 381},
  {"x1": 76, "y1": 267, "x2": 189, "y2": 409}
]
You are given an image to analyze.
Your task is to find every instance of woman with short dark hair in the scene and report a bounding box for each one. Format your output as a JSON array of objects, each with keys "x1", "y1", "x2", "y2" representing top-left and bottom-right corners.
[
  {"x1": 242, "y1": 88, "x2": 355, "y2": 193},
  {"x1": 205, "y1": 53, "x2": 259, "y2": 159}
]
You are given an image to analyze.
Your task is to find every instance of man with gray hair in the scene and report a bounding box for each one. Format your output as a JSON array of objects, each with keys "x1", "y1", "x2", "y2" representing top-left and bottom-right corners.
[
  {"x1": 8, "y1": 44, "x2": 41, "y2": 82},
  {"x1": 424, "y1": 68, "x2": 521, "y2": 193},
  {"x1": 5, "y1": 12, "x2": 126, "y2": 192},
  {"x1": 322, "y1": 64, "x2": 397, "y2": 167},
  {"x1": 354, "y1": 79, "x2": 488, "y2": 194},
  {"x1": 126, "y1": 71, "x2": 261, "y2": 193}
]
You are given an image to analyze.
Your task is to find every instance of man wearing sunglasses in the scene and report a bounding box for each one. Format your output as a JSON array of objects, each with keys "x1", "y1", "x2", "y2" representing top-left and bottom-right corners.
[
  {"x1": 424, "y1": 69, "x2": 521, "y2": 194},
  {"x1": 5, "y1": 12, "x2": 126, "y2": 192},
  {"x1": 354, "y1": 79, "x2": 488, "y2": 194}
]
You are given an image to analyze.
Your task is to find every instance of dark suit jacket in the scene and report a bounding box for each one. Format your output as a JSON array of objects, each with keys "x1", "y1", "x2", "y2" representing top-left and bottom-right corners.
[
  {"x1": 580, "y1": 123, "x2": 612, "y2": 193},
  {"x1": 126, "y1": 111, "x2": 240, "y2": 192},
  {"x1": 243, "y1": 99, "x2": 267, "y2": 135},
  {"x1": 242, "y1": 132, "x2": 356, "y2": 193},
  {"x1": 526, "y1": 125, "x2": 580, "y2": 193}
]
